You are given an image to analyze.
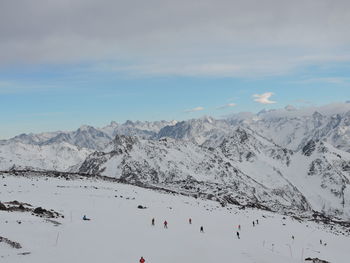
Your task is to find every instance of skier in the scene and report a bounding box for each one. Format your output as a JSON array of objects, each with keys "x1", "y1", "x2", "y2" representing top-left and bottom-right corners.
[
  {"x1": 139, "y1": 256, "x2": 145, "y2": 263},
  {"x1": 200, "y1": 226, "x2": 204, "y2": 233},
  {"x1": 252, "y1": 221, "x2": 255, "y2": 227},
  {"x1": 151, "y1": 218, "x2": 155, "y2": 226},
  {"x1": 236, "y1": 231, "x2": 240, "y2": 239},
  {"x1": 189, "y1": 218, "x2": 192, "y2": 224},
  {"x1": 256, "y1": 219, "x2": 259, "y2": 224},
  {"x1": 238, "y1": 224, "x2": 241, "y2": 230},
  {"x1": 292, "y1": 235, "x2": 294, "y2": 240},
  {"x1": 320, "y1": 239, "x2": 322, "y2": 245},
  {"x1": 164, "y1": 220, "x2": 168, "y2": 229},
  {"x1": 83, "y1": 215, "x2": 90, "y2": 221}
]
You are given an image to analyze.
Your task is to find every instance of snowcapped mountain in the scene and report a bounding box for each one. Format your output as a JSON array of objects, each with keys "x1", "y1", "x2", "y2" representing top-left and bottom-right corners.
[
  {"x1": 0, "y1": 119, "x2": 177, "y2": 171},
  {"x1": 0, "y1": 120, "x2": 177, "y2": 150},
  {"x1": 1, "y1": 103, "x2": 350, "y2": 220},
  {"x1": 101, "y1": 120, "x2": 177, "y2": 139},
  {"x1": 78, "y1": 123, "x2": 350, "y2": 220},
  {"x1": 157, "y1": 116, "x2": 232, "y2": 146},
  {"x1": 234, "y1": 103, "x2": 350, "y2": 152},
  {"x1": 0, "y1": 141, "x2": 92, "y2": 171},
  {"x1": 79, "y1": 130, "x2": 306, "y2": 215},
  {"x1": 0, "y1": 126, "x2": 110, "y2": 150}
]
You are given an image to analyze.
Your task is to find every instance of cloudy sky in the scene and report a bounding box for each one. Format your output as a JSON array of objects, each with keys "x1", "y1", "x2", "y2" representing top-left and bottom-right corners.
[{"x1": 1, "y1": 0, "x2": 350, "y2": 138}]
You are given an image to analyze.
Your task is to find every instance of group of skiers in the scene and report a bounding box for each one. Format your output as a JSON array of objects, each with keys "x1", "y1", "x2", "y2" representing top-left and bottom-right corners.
[
  {"x1": 151, "y1": 217, "x2": 205, "y2": 233},
  {"x1": 80, "y1": 213, "x2": 328, "y2": 263},
  {"x1": 139, "y1": 217, "x2": 263, "y2": 262}
]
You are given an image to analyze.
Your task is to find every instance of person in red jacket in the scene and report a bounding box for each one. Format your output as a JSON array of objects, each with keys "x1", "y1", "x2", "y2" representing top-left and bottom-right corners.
[
  {"x1": 139, "y1": 256, "x2": 145, "y2": 263},
  {"x1": 164, "y1": 220, "x2": 168, "y2": 228}
]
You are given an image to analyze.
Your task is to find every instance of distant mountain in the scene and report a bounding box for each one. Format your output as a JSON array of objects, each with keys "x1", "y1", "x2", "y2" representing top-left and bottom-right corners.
[
  {"x1": 0, "y1": 120, "x2": 177, "y2": 151},
  {"x1": 0, "y1": 141, "x2": 92, "y2": 171},
  {"x1": 237, "y1": 104, "x2": 350, "y2": 152},
  {"x1": 157, "y1": 116, "x2": 232, "y2": 146},
  {"x1": 1, "y1": 103, "x2": 350, "y2": 219}
]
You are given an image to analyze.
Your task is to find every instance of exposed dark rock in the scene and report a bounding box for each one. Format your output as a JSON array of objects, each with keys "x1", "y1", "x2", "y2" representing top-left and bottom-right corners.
[
  {"x1": 303, "y1": 140, "x2": 317, "y2": 156},
  {"x1": 305, "y1": 257, "x2": 330, "y2": 263},
  {"x1": 33, "y1": 207, "x2": 63, "y2": 218},
  {"x1": 0, "y1": 202, "x2": 7, "y2": 210},
  {"x1": 0, "y1": 236, "x2": 22, "y2": 249}
]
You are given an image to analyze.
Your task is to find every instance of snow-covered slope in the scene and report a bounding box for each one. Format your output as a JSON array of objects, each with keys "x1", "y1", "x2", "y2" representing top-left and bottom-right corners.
[
  {"x1": 286, "y1": 140, "x2": 350, "y2": 219},
  {"x1": 0, "y1": 142, "x2": 92, "y2": 171},
  {"x1": 1, "y1": 173, "x2": 349, "y2": 263}
]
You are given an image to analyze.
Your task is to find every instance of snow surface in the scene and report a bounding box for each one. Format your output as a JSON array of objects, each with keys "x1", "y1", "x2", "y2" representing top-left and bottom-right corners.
[
  {"x1": 0, "y1": 142, "x2": 92, "y2": 171},
  {"x1": 1, "y1": 174, "x2": 349, "y2": 263}
]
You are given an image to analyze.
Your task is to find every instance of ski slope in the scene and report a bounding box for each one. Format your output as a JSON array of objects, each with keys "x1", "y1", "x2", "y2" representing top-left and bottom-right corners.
[{"x1": 1, "y1": 174, "x2": 349, "y2": 263}]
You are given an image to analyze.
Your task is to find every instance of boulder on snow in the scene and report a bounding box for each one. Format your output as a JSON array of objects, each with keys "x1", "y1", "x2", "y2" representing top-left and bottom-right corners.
[
  {"x1": 137, "y1": 205, "x2": 147, "y2": 209},
  {"x1": 0, "y1": 202, "x2": 7, "y2": 210},
  {"x1": 33, "y1": 207, "x2": 46, "y2": 215}
]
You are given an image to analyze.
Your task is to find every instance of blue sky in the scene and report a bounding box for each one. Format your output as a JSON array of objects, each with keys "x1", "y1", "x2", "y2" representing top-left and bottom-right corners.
[
  {"x1": 1, "y1": 62, "x2": 349, "y2": 139},
  {"x1": 1, "y1": 0, "x2": 350, "y2": 139}
]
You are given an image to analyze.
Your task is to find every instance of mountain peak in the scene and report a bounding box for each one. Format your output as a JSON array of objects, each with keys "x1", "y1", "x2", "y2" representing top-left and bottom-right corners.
[
  {"x1": 78, "y1": 125, "x2": 94, "y2": 132},
  {"x1": 285, "y1": 105, "x2": 297, "y2": 111},
  {"x1": 124, "y1": 120, "x2": 134, "y2": 126}
]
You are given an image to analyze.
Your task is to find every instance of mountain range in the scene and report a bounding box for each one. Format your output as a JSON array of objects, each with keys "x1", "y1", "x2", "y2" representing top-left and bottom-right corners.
[{"x1": 1, "y1": 102, "x2": 350, "y2": 220}]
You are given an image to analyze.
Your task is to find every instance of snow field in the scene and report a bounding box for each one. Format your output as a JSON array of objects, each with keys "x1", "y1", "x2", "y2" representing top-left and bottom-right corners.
[{"x1": 1, "y1": 175, "x2": 349, "y2": 263}]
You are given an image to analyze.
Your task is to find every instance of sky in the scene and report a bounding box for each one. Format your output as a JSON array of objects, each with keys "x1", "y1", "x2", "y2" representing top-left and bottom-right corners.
[{"x1": 1, "y1": 0, "x2": 350, "y2": 139}]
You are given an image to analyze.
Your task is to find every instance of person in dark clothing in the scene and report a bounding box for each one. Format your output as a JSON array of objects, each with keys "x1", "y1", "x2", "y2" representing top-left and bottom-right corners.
[
  {"x1": 151, "y1": 218, "x2": 155, "y2": 226},
  {"x1": 200, "y1": 226, "x2": 204, "y2": 233},
  {"x1": 189, "y1": 218, "x2": 192, "y2": 224},
  {"x1": 256, "y1": 219, "x2": 259, "y2": 224},
  {"x1": 253, "y1": 221, "x2": 255, "y2": 227},
  {"x1": 164, "y1": 220, "x2": 168, "y2": 229},
  {"x1": 236, "y1": 231, "x2": 240, "y2": 239},
  {"x1": 83, "y1": 215, "x2": 90, "y2": 221}
]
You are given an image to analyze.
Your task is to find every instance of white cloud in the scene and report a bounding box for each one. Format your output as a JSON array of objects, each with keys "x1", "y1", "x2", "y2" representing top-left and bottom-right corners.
[
  {"x1": 216, "y1": 103, "x2": 237, "y2": 109},
  {"x1": 184, "y1": 106, "x2": 205, "y2": 113},
  {"x1": 253, "y1": 92, "x2": 276, "y2": 104}
]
